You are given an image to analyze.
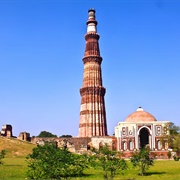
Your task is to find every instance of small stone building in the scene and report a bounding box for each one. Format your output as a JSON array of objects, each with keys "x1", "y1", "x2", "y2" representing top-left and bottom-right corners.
[
  {"x1": 0, "y1": 124, "x2": 13, "y2": 138},
  {"x1": 115, "y1": 107, "x2": 170, "y2": 157},
  {"x1": 18, "y1": 132, "x2": 31, "y2": 141}
]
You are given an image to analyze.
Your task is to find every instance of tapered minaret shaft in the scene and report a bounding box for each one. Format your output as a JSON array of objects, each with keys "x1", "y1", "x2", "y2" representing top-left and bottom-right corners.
[{"x1": 78, "y1": 9, "x2": 108, "y2": 137}]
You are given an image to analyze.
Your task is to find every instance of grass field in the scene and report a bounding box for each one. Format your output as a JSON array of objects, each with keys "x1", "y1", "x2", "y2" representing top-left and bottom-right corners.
[
  {"x1": 0, "y1": 137, "x2": 180, "y2": 180},
  {"x1": 1, "y1": 158, "x2": 180, "y2": 179},
  {"x1": 0, "y1": 136, "x2": 36, "y2": 158},
  {"x1": 0, "y1": 136, "x2": 35, "y2": 179}
]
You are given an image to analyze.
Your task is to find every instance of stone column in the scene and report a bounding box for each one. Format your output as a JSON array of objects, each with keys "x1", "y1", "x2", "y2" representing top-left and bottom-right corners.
[{"x1": 78, "y1": 9, "x2": 108, "y2": 137}]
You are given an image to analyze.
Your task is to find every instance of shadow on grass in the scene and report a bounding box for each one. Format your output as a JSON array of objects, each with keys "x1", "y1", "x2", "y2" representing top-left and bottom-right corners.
[
  {"x1": 63, "y1": 173, "x2": 92, "y2": 178},
  {"x1": 5, "y1": 165, "x2": 23, "y2": 167},
  {"x1": 146, "y1": 171, "x2": 166, "y2": 176},
  {"x1": 122, "y1": 172, "x2": 166, "y2": 180}
]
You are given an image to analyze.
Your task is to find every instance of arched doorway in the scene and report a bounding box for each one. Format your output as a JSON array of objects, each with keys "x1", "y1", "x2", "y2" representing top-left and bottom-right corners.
[{"x1": 139, "y1": 127, "x2": 149, "y2": 148}]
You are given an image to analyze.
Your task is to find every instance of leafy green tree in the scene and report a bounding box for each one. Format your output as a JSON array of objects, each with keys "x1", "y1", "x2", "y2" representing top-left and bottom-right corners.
[
  {"x1": 91, "y1": 144, "x2": 127, "y2": 180},
  {"x1": 37, "y1": 131, "x2": 57, "y2": 137},
  {"x1": 60, "y1": 135, "x2": 72, "y2": 138},
  {"x1": 161, "y1": 122, "x2": 180, "y2": 154},
  {"x1": 0, "y1": 150, "x2": 5, "y2": 165},
  {"x1": 169, "y1": 123, "x2": 180, "y2": 156},
  {"x1": 26, "y1": 142, "x2": 88, "y2": 179},
  {"x1": 169, "y1": 122, "x2": 180, "y2": 135},
  {"x1": 130, "y1": 146, "x2": 154, "y2": 176},
  {"x1": 167, "y1": 151, "x2": 172, "y2": 159},
  {"x1": 172, "y1": 134, "x2": 180, "y2": 156}
]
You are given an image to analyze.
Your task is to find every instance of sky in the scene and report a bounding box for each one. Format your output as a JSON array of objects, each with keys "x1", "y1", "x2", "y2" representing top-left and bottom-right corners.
[{"x1": 0, "y1": 0, "x2": 180, "y2": 137}]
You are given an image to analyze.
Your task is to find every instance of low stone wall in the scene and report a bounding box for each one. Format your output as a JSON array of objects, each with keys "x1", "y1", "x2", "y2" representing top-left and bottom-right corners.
[
  {"x1": 31, "y1": 137, "x2": 91, "y2": 153},
  {"x1": 31, "y1": 136, "x2": 117, "y2": 153},
  {"x1": 122, "y1": 150, "x2": 169, "y2": 159}
]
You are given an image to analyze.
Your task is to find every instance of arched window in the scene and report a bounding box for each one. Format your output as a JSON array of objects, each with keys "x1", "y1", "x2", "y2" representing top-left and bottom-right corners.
[
  {"x1": 165, "y1": 141, "x2": 168, "y2": 149},
  {"x1": 123, "y1": 141, "x2": 127, "y2": 150},
  {"x1": 157, "y1": 140, "x2": 161, "y2": 150},
  {"x1": 129, "y1": 141, "x2": 133, "y2": 150}
]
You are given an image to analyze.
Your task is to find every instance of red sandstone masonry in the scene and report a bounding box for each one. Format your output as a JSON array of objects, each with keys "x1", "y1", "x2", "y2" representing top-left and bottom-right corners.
[{"x1": 78, "y1": 9, "x2": 107, "y2": 137}]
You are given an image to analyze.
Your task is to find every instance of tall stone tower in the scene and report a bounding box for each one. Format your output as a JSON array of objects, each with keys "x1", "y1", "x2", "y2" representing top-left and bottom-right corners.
[{"x1": 78, "y1": 9, "x2": 108, "y2": 137}]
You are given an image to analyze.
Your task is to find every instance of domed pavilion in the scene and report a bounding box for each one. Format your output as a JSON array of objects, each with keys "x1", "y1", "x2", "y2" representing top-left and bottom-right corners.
[{"x1": 115, "y1": 107, "x2": 170, "y2": 156}]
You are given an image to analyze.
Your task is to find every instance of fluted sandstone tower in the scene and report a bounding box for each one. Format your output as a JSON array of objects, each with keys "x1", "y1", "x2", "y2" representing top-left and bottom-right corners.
[{"x1": 78, "y1": 9, "x2": 108, "y2": 137}]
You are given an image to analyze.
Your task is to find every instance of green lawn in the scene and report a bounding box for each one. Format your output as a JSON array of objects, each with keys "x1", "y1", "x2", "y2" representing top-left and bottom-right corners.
[
  {"x1": 0, "y1": 158, "x2": 180, "y2": 180},
  {"x1": 0, "y1": 157, "x2": 28, "y2": 180},
  {"x1": 120, "y1": 160, "x2": 180, "y2": 180}
]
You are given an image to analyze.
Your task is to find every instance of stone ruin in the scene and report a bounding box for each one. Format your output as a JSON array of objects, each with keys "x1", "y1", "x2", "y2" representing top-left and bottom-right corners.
[
  {"x1": 0, "y1": 124, "x2": 13, "y2": 138},
  {"x1": 18, "y1": 132, "x2": 31, "y2": 141},
  {"x1": 31, "y1": 136, "x2": 117, "y2": 153}
]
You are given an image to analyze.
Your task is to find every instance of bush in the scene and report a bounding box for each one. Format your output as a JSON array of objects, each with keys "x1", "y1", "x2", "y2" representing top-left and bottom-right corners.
[
  {"x1": 167, "y1": 151, "x2": 172, "y2": 159},
  {"x1": 91, "y1": 144, "x2": 127, "y2": 180},
  {"x1": 173, "y1": 156, "x2": 180, "y2": 161},
  {"x1": 26, "y1": 142, "x2": 88, "y2": 179},
  {"x1": 130, "y1": 146, "x2": 155, "y2": 176},
  {"x1": 0, "y1": 150, "x2": 5, "y2": 165}
]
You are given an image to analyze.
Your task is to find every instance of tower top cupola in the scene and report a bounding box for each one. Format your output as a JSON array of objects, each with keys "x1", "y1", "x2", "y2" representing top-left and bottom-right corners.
[{"x1": 87, "y1": 8, "x2": 97, "y2": 33}]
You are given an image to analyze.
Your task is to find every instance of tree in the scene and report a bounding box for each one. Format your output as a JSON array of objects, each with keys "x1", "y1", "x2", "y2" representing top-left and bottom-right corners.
[
  {"x1": 172, "y1": 134, "x2": 180, "y2": 156},
  {"x1": 26, "y1": 142, "x2": 88, "y2": 179},
  {"x1": 169, "y1": 122, "x2": 180, "y2": 135},
  {"x1": 130, "y1": 146, "x2": 154, "y2": 176},
  {"x1": 0, "y1": 150, "x2": 5, "y2": 165},
  {"x1": 37, "y1": 131, "x2": 57, "y2": 137},
  {"x1": 91, "y1": 144, "x2": 127, "y2": 180},
  {"x1": 161, "y1": 122, "x2": 180, "y2": 154},
  {"x1": 169, "y1": 123, "x2": 180, "y2": 156},
  {"x1": 167, "y1": 151, "x2": 172, "y2": 159},
  {"x1": 60, "y1": 135, "x2": 72, "y2": 138}
]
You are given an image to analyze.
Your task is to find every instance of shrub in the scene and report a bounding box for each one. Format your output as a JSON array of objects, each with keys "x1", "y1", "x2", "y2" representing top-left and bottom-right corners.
[
  {"x1": 130, "y1": 146, "x2": 155, "y2": 176},
  {"x1": 26, "y1": 142, "x2": 88, "y2": 179},
  {"x1": 0, "y1": 150, "x2": 5, "y2": 165},
  {"x1": 91, "y1": 144, "x2": 127, "y2": 180},
  {"x1": 173, "y1": 156, "x2": 180, "y2": 161},
  {"x1": 167, "y1": 151, "x2": 172, "y2": 159}
]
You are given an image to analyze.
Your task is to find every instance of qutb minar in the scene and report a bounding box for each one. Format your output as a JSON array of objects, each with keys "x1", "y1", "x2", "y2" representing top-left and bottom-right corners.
[{"x1": 78, "y1": 9, "x2": 108, "y2": 137}]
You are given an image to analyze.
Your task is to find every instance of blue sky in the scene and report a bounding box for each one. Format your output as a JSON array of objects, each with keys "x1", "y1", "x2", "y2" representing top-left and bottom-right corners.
[{"x1": 0, "y1": 0, "x2": 180, "y2": 137}]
